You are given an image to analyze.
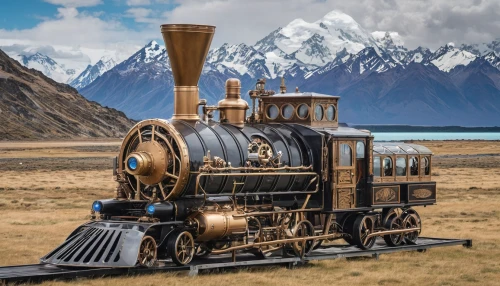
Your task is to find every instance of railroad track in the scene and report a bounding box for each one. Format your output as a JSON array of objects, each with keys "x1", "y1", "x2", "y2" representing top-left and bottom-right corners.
[{"x1": 0, "y1": 237, "x2": 472, "y2": 284}]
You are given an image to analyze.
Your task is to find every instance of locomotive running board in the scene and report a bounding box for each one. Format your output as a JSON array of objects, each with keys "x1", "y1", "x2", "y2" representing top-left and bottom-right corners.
[{"x1": 1, "y1": 237, "x2": 471, "y2": 284}]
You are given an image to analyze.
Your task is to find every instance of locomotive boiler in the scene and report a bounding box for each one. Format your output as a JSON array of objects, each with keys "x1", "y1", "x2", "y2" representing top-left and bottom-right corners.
[{"x1": 41, "y1": 24, "x2": 437, "y2": 268}]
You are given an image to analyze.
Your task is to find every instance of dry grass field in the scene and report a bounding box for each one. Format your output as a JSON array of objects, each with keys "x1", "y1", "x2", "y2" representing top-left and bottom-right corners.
[{"x1": 0, "y1": 140, "x2": 499, "y2": 285}]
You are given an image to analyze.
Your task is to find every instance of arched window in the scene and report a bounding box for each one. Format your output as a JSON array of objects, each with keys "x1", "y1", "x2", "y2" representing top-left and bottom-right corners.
[
  {"x1": 423, "y1": 156, "x2": 430, "y2": 175},
  {"x1": 356, "y1": 141, "x2": 365, "y2": 159},
  {"x1": 266, "y1": 104, "x2": 278, "y2": 119},
  {"x1": 315, "y1": 104, "x2": 324, "y2": 121},
  {"x1": 373, "y1": 157, "x2": 380, "y2": 176},
  {"x1": 409, "y1": 156, "x2": 419, "y2": 176},
  {"x1": 326, "y1": 105, "x2": 336, "y2": 121},
  {"x1": 340, "y1": 144, "x2": 352, "y2": 166},
  {"x1": 281, "y1": 104, "x2": 294, "y2": 119},
  {"x1": 383, "y1": 157, "x2": 393, "y2": 176},
  {"x1": 396, "y1": 157, "x2": 407, "y2": 176},
  {"x1": 297, "y1": 104, "x2": 309, "y2": 119}
]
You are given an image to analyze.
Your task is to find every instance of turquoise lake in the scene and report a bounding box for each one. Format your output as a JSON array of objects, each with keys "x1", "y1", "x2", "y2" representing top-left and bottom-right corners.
[{"x1": 371, "y1": 132, "x2": 500, "y2": 141}]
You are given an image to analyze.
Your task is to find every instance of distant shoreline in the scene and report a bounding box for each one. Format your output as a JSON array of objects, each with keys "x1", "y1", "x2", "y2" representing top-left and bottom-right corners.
[{"x1": 351, "y1": 125, "x2": 500, "y2": 132}]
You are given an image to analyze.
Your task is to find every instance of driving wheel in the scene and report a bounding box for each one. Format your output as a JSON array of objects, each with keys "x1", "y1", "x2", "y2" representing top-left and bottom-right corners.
[
  {"x1": 384, "y1": 216, "x2": 404, "y2": 246},
  {"x1": 137, "y1": 235, "x2": 157, "y2": 267},
  {"x1": 168, "y1": 230, "x2": 195, "y2": 266},
  {"x1": 352, "y1": 215, "x2": 376, "y2": 250}
]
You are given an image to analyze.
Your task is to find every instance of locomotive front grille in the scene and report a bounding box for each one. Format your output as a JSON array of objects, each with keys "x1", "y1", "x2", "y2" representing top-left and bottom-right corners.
[{"x1": 41, "y1": 222, "x2": 148, "y2": 267}]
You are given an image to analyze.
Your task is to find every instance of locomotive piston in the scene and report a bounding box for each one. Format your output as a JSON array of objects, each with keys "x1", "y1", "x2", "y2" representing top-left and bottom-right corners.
[{"x1": 188, "y1": 210, "x2": 247, "y2": 241}]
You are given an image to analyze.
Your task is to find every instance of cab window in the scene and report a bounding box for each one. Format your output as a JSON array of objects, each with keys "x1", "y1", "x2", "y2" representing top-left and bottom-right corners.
[
  {"x1": 396, "y1": 157, "x2": 407, "y2": 176},
  {"x1": 340, "y1": 144, "x2": 352, "y2": 166},
  {"x1": 409, "y1": 156, "x2": 419, "y2": 176},
  {"x1": 383, "y1": 157, "x2": 393, "y2": 176},
  {"x1": 373, "y1": 156, "x2": 380, "y2": 176},
  {"x1": 423, "y1": 156, "x2": 430, "y2": 175},
  {"x1": 356, "y1": 141, "x2": 365, "y2": 159}
]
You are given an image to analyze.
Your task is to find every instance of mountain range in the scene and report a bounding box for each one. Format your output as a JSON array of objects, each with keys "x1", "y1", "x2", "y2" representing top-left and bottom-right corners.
[
  {"x1": 0, "y1": 49, "x2": 134, "y2": 140},
  {"x1": 4, "y1": 10, "x2": 500, "y2": 126}
]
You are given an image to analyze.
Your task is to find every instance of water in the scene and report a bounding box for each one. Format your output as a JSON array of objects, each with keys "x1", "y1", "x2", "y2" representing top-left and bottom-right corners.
[{"x1": 372, "y1": 132, "x2": 500, "y2": 141}]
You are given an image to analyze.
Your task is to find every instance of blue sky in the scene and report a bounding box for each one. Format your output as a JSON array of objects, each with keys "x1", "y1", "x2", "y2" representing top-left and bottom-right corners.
[{"x1": 0, "y1": 0, "x2": 178, "y2": 31}]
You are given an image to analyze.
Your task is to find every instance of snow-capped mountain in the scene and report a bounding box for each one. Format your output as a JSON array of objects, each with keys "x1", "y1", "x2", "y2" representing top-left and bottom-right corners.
[
  {"x1": 20, "y1": 53, "x2": 77, "y2": 83},
  {"x1": 460, "y1": 39, "x2": 500, "y2": 56},
  {"x1": 70, "y1": 56, "x2": 117, "y2": 89},
  {"x1": 403, "y1": 47, "x2": 433, "y2": 64},
  {"x1": 483, "y1": 52, "x2": 500, "y2": 70},
  {"x1": 206, "y1": 43, "x2": 270, "y2": 78},
  {"x1": 372, "y1": 31, "x2": 407, "y2": 63},
  {"x1": 253, "y1": 11, "x2": 379, "y2": 73},
  {"x1": 428, "y1": 43, "x2": 477, "y2": 72}
]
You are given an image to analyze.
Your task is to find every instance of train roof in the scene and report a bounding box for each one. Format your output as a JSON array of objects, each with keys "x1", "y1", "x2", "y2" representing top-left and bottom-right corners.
[
  {"x1": 316, "y1": 126, "x2": 372, "y2": 137},
  {"x1": 372, "y1": 142, "x2": 433, "y2": 155},
  {"x1": 272, "y1": 92, "x2": 340, "y2": 99}
]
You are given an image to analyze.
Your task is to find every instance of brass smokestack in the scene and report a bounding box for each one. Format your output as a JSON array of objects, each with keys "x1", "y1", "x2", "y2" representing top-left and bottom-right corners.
[{"x1": 161, "y1": 24, "x2": 215, "y2": 120}]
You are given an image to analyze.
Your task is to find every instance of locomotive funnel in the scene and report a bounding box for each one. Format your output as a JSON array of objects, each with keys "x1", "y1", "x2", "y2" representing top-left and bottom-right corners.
[{"x1": 161, "y1": 24, "x2": 215, "y2": 120}]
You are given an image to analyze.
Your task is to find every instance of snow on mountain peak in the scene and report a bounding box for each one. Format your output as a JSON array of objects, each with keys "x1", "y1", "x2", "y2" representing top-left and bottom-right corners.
[
  {"x1": 318, "y1": 10, "x2": 359, "y2": 28},
  {"x1": 430, "y1": 44, "x2": 476, "y2": 72},
  {"x1": 372, "y1": 31, "x2": 404, "y2": 48}
]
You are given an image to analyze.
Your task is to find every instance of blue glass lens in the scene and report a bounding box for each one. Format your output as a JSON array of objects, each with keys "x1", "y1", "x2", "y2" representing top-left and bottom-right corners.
[
  {"x1": 147, "y1": 205, "x2": 155, "y2": 215},
  {"x1": 92, "y1": 201, "x2": 102, "y2": 212},
  {"x1": 128, "y1": 157, "x2": 138, "y2": 170}
]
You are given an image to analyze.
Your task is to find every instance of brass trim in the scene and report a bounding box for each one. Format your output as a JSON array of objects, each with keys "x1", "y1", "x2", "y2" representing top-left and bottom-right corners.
[
  {"x1": 172, "y1": 86, "x2": 200, "y2": 120},
  {"x1": 117, "y1": 119, "x2": 190, "y2": 201},
  {"x1": 280, "y1": 103, "x2": 294, "y2": 120},
  {"x1": 372, "y1": 185, "x2": 401, "y2": 205},
  {"x1": 408, "y1": 183, "x2": 436, "y2": 203},
  {"x1": 265, "y1": 104, "x2": 279, "y2": 120}
]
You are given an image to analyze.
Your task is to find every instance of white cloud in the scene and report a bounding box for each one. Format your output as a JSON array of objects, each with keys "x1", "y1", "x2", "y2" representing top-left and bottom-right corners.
[
  {"x1": 43, "y1": 0, "x2": 103, "y2": 8},
  {"x1": 126, "y1": 0, "x2": 151, "y2": 6},
  {"x1": 125, "y1": 8, "x2": 157, "y2": 23},
  {"x1": 162, "y1": 0, "x2": 500, "y2": 49}
]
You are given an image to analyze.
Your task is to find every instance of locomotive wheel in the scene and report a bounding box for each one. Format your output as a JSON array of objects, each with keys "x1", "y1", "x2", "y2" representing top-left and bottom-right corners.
[
  {"x1": 352, "y1": 215, "x2": 376, "y2": 250},
  {"x1": 168, "y1": 231, "x2": 195, "y2": 266},
  {"x1": 403, "y1": 213, "x2": 421, "y2": 244},
  {"x1": 382, "y1": 207, "x2": 403, "y2": 227},
  {"x1": 341, "y1": 214, "x2": 358, "y2": 246},
  {"x1": 292, "y1": 220, "x2": 315, "y2": 257},
  {"x1": 137, "y1": 236, "x2": 157, "y2": 267},
  {"x1": 383, "y1": 216, "x2": 405, "y2": 246}
]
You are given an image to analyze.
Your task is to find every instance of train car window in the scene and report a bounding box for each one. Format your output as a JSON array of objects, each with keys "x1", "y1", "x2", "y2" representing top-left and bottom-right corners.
[
  {"x1": 281, "y1": 104, "x2": 294, "y2": 119},
  {"x1": 409, "y1": 156, "x2": 419, "y2": 176},
  {"x1": 297, "y1": 104, "x2": 309, "y2": 119},
  {"x1": 315, "y1": 104, "x2": 324, "y2": 121},
  {"x1": 373, "y1": 156, "x2": 381, "y2": 176},
  {"x1": 326, "y1": 105, "x2": 336, "y2": 121},
  {"x1": 356, "y1": 141, "x2": 365, "y2": 158},
  {"x1": 383, "y1": 157, "x2": 393, "y2": 176},
  {"x1": 423, "y1": 156, "x2": 430, "y2": 175},
  {"x1": 266, "y1": 104, "x2": 279, "y2": 119},
  {"x1": 340, "y1": 144, "x2": 352, "y2": 166},
  {"x1": 396, "y1": 157, "x2": 407, "y2": 176}
]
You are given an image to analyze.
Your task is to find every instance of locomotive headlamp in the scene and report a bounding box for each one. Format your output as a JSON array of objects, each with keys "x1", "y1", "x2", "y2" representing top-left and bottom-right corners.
[
  {"x1": 127, "y1": 157, "x2": 138, "y2": 170},
  {"x1": 146, "y1": 204, "x2": 155, "y2": 215},
  {"x1": 92, "y1": 201, "x2": 102, "y2": 212},
  {"x1": 125, "y1": 152, "x2": 153, "y2": 176}
]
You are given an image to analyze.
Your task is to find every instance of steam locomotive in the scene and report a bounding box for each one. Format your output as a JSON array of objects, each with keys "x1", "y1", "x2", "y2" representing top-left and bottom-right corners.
[{"x1": 41, "y1": 24, "x2": 436, "y2": 268}]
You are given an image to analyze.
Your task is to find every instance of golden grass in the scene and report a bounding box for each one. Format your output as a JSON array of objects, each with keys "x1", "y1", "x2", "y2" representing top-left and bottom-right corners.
[{"x1": 0, "y1": 140, "x2": 499, "y2": 285}]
